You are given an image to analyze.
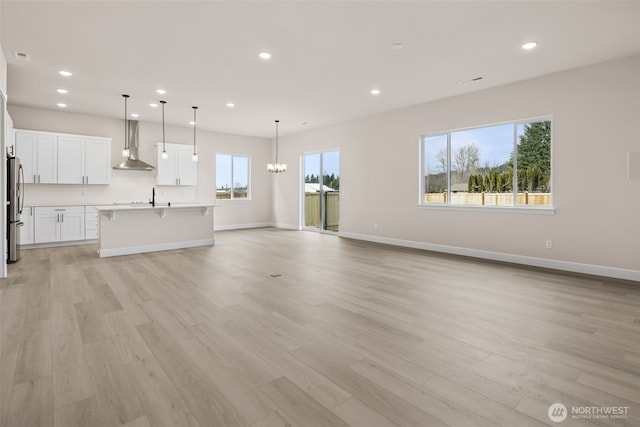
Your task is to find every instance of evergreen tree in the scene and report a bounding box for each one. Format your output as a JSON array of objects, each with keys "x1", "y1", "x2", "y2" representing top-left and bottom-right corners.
[
  {"x1": 516, "y1": 121, "x2": 551, "y2": 190},
  {"x1": 518, "y1": 169, "x2": 529, "y2": 192}
]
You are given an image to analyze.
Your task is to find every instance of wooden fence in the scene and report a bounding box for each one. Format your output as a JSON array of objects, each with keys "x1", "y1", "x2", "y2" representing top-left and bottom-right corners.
[
  {"x1": 424, "y1": 192, "x2": 551, "y2": 206},
  {"x1": 305, "y1": 193, "x2": 340, "y2": 230}
]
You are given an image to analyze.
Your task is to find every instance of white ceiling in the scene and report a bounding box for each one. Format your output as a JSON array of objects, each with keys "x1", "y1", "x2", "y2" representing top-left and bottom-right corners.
[{"x1": 2, "y1": 1, "x2": 639, "y2": 138}]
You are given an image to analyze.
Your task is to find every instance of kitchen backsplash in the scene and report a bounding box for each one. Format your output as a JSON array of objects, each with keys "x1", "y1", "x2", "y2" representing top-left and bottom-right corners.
[{"x1": 23, "y1": 169, "x2": 196, "y2": 206}]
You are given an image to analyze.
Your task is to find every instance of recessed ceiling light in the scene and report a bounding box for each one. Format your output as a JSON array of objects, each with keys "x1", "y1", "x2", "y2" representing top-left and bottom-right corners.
[
  {"x1": 156, "y1": 89, "x2": 166, "y2": 94},
  {"x1": 59, "y1": 70, "x2": 72, "y2": 77},
  {"x1": 149, "y1": 103, "x2": 158, "y2": 108},
  {"x1": 226, "y1": 102, "x2": 235, "y2": 108},
  {"x1": 259, "y1": 52, "x2": 272, "y2": 60},
  {"x1": 57, "y1": 103, "x2": 67, "y2": 108},
  {"x1": 522, "y1": 41, "x2": 537, "y2": 50},
  {"x1": 131, "y1": 113, "x2": 139, "y2": 118},
  {"x1": 370, "y1": 89, "x2": 381, "y2": 95},
  {"x1": 390, "y1": 43, "x2": 404, "y2": 50},
  {"x1": 56, "y1": 88, "x2": 68, "y2": 94}
]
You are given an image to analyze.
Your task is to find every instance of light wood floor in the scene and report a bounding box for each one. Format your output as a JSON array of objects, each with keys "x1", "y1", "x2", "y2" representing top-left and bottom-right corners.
[{"x1": 1, "y1": 228, "x2": 639, "y2": 427}]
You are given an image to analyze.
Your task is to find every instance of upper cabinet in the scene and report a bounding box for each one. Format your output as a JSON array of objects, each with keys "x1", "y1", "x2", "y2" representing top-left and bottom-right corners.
[
  {"x1": 15, "y1": 131, "x2": 58, "y2": 183},
  {"x1": 15, "y1": 129, "x2": 111, "y2": 185},
  {"x1": 156, "y1": 143, "x2": 196, "y2": 186},
  {"x1": 58, "y1": 136, "x2": 111, "y2": 184}
]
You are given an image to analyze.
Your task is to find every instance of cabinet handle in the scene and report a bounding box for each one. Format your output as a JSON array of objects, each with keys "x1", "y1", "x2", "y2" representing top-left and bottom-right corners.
[
  {"x1": 34, "y1": 174, "x2": 36, "y2": 183},
  {"x1": 61, "y1": 214, "x2": 64, "y2": 223}
]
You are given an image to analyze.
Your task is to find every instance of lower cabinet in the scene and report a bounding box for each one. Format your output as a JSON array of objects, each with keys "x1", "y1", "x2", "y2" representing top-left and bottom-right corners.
[
  {"x1": 85, "y1": 206, "x2": 98, "y2": 240},
  {"x1": 19, "y1": 207, "x2": 35, "y2": 245},
  {"x1": 34, "y1": 206, "x2": 85, "y2": 243}
]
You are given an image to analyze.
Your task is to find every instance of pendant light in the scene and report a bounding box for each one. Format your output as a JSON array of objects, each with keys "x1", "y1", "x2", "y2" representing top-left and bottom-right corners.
[
  {"x1": 191, "y1": 106, "x2": 198, "y2": 162},
  {"x1": 121, "y1": 94, "x2": 130, "y2": 158},
  {"x1": 160, "y1": 100, "x2": 168, "y2": 159},
  {"x1": 267, "y1": 120, "x2": 286, "y2": 173}
]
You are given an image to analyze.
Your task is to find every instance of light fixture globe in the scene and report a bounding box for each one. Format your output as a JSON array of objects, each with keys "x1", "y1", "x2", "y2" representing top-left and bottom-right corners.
[{"x1": 268, "y1": 120, "x2": 286, "y2": 173}]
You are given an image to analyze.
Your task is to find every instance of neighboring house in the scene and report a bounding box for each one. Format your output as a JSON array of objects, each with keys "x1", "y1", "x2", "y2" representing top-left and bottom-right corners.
[{"x1": 305, "y1": 183, "x2": 336, "y2": 193}]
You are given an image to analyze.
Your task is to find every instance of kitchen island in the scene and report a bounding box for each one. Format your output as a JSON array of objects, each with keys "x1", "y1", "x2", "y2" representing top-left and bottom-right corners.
[{"x1": 95, "y1": 203, "x2": 217, "y2": 257}]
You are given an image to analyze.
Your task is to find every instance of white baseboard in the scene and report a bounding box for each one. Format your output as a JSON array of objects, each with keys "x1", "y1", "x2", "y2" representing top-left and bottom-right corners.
[
  {"x1": 338, "y1": 231, "x2": 640, "y2": 282},
  {"x1": 214, "y1": 222, "x2": 272, "y2": 231},
  {"x1": 20, "y1": 239, "x2": 97, "y2": 249},
  {"x1": 270, "y1": 223, "x2": 300, "y2": 230},
  {"x1": 99, "y1": 239, "x2": 215, "y2": 258}
]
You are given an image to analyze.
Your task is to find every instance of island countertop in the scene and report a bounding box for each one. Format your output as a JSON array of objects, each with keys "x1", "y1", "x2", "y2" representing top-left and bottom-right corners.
[
  {"x1": 95, "y1": 203, "x2": 219, "y2": 212},
  {"x1": 96, "y1": 203, "x2": 219, "y2": 257}
]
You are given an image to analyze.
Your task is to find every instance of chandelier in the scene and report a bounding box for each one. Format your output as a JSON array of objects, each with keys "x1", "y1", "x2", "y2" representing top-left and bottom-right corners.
[{"x1": 267, "y1": 119, "x2": 287, "y2": 173}]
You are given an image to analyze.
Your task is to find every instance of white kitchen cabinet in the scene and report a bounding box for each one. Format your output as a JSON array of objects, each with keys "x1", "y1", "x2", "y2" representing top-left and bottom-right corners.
[
  {"x1": 19, "y1": 206, "x2": 35, "y2": 245},
  {"x1": 58, "y1": 136, "x2": 111, "y2": 184},
  {"x1": 85, "y1": 138, "x2": 111, "y2": 184},
  {"x1": 57, "y1": 136, "x2": 85, "y2": 183},
  {"x1": 15, "y1": 131, "x2": 58, "y2": 183},
  {"x1": 85, "y1": 206, "x2": 99, "y2": 240},
  {"x1": 34, "y1": 206, "x2": 85, "y2": 243},
  {"x1": 16, "y1": 130, "x2": 111, "y2": 185},
  {"x1": 156, "y1": 143, "x2": 196, "y2": 186}
]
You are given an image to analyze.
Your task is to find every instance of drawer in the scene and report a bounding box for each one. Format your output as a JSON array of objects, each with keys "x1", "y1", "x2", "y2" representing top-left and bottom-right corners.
[
  {"x1": 35, "y1": 206, "x2": 84, "y2": 215},
  {"x1": 85, "y1": 228, "x2": 98, "y2": 240}
]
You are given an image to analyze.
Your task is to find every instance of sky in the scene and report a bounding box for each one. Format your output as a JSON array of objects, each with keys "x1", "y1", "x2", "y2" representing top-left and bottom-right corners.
[
  {"x1": 424, "y1": 123, "x2": 521, "y2": 173},
  {"x1": 217, "y1": 150, "x2": 340, "y2": 190},
  {"x1": 216, "y1": 154, "x2": 249, "y2": 189},
  {"x1": 304, "y1": 151, "x2": 340, "y2": 178}
]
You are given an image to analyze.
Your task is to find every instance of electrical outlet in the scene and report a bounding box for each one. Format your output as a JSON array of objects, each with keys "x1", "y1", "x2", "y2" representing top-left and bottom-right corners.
[
  {"x1": 374, "y1": 223, "x2": 378, "y2": 230},
  {"x1": 545, "y1": 240, "x2": 553, "y2": 249}
]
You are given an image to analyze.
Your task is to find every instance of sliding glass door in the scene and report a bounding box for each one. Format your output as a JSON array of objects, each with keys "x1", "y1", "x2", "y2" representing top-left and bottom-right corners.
[{"x1": 303, "y1": 150, "x2": 340, "y2": 232}]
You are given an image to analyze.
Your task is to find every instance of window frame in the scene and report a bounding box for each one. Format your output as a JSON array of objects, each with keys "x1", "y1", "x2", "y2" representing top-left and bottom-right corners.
[
  {"x1": 419, "y1": 116, "x2": 554, "y2": 213},
  {"x1": 215, "y1": 153, "x2": 251, "y2": 201}
]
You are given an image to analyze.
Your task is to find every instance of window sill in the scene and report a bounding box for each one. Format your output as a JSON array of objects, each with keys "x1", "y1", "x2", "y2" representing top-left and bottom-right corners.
[{"x1": 418, "y1": 204, "x2": 555, "y2": 215}]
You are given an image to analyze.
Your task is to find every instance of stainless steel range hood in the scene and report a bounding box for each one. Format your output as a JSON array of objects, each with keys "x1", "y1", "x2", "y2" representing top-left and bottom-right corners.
[{"x1": 113, "y1": 120, "x2": 155, "y2": 171}]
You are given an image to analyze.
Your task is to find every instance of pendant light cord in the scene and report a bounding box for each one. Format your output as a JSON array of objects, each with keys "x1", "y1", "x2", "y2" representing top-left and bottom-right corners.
[
  {"x1": 275, "y1": 119, "x2": 279, "y2": 163},
  {"x1": 123, "y1": 94, "x2": 129, "y2": 153},
  {"x1": 193, "y1": 106, "x2": 198, "y2": 154},
  {"x1": 160, "y1": 100, "x2": 166, "y2": 151}
]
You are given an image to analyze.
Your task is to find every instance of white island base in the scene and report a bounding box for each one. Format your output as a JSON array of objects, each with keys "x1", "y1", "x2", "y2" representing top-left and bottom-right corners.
[{"x1": 96, "y1": 204, "x2": 217, "y2": 257}]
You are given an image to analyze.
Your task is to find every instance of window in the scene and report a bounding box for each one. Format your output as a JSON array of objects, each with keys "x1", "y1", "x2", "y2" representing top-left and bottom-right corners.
[
  {"x1": 216, "y1": 154, "x2": 250, "y2": 200},
  {"x1": 422, "y1": 118, "x2": 551, "y2": 208}
]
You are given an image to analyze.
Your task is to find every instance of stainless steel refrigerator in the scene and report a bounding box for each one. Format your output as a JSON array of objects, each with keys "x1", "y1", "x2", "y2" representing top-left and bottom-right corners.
[{"x1": 7, "y1": 156, "x2": 24, "y2": 263}]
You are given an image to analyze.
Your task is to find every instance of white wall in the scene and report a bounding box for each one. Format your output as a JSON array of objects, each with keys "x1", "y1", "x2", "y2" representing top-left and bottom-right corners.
[
  {"x1": 275, "y1": 54, "x2": 640, "y2": 278},
  {"x1": 8, "y1": 105, "x2": 273, "y2": 229}
]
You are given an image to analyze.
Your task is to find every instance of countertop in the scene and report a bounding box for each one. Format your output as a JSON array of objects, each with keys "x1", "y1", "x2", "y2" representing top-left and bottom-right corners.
[
  {"x1": 24, "y1": 202, "x2": 112, "y2": 207},
  {"x1": 94, "y1": 203, "x2": 219, "y2": 212}
]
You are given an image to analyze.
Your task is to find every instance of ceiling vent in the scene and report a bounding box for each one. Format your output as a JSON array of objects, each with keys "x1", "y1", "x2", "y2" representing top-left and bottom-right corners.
[
  {"x1": 460, "y1": 76, "x2": 485, "y2": 85},
  {"x1": 14, "y1": 52, "x2": 30, "y2": 61}
]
